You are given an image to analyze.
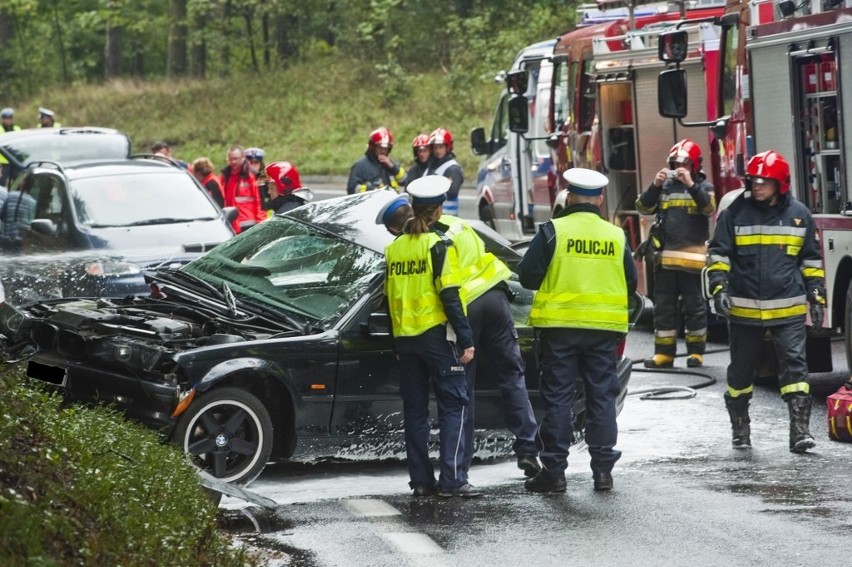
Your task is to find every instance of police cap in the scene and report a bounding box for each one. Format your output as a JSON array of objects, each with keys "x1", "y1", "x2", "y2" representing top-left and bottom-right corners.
[
  {"x1": 0, "y1": 108, "x2": 13, "y2": 118},
  {"x1": 375, "y1": 193, "x2": 411, "y2": 225},
  {"x1": 38, "y1": 107, "x2": 55, "y2": 117},
  {"x1": 407, "y1": 175, "x2": 450, "y2": 205},
  {"x1": 563, "y1": 168, "x2": 608, "y2": 197}
]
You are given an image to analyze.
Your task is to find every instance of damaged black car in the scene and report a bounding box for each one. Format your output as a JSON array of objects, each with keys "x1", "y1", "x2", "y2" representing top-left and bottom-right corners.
[{"x1": 3, "y1": 191, "x2": 639, "y2": 484}]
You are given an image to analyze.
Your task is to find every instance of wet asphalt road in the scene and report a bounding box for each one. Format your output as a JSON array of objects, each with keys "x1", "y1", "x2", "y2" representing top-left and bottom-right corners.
[
  {"x1": 222, "y1": 187, "x2": 852, "y2": 566},
  {"x1": 223, "y1": 322, "x2": 852, "y2": 567}
]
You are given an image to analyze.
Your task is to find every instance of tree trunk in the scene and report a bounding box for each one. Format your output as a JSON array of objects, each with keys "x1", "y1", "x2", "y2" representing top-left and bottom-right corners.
[
  {"x1": 167, "y1": 0, "x2": 188, "y2": 78},
  {"x1": 104, "y1": 0, "x2": 124, "y2": 80},
  {"x1": 262, "y1": 12, "x2": 270, "y2": 68},
  {"x1": 244, "y1": 12, "x2": 259, "y2": 72}
]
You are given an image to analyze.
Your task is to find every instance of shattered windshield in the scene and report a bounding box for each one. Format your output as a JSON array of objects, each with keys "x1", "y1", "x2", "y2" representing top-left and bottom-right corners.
[{"x1": 180, "y1": 216, "x2": 384, "y2": 327}]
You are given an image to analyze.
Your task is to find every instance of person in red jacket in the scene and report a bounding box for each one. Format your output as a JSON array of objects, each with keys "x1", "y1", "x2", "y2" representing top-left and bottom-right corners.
[
  {"x1": 220, "y1": 145, "x2": 266, "y2": 233},
  {"x1": 191, "y1": 157, "x2": 225, "y2": 208}
]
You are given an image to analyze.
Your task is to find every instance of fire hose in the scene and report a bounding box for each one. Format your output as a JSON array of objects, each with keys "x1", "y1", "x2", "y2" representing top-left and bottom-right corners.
[{"x1": 627, "y1": 346, "x2": 729, "y2": 400}]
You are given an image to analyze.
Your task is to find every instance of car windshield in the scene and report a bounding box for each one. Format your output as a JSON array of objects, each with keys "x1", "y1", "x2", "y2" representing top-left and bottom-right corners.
[
  {"x1": 0, "y1": 132, "x2": 129, "y2": 164},
  {"x1": 180, "y1": 216, "x2": 384, "y2": 326},
  {"x1": 70, "y1": 171, "x2": 219, "y2": 227}
]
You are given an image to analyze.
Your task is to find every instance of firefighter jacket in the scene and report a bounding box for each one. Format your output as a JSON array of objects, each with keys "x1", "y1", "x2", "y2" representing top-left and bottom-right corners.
[
  {"x1": 346, "y1": 153, "x2": 406, "y2": 194},
  {"x1": 636, "y1": 173, "x2": 715, "y2": 272},
  {"x1": 220, "y1": 165, "x2": 266, "y2": 233},
  {"x1": 384, "y1": 230, "x2": 473, "y2": 348},
  {"x1": 436, "y1": 215, "x2": 511, "y2": 306},
  {"x1": 519, "y1": 204, "x2": 632, "y2": 332},
  {"x1": 706, "y1": 191, "x2": 825, "y2": 326}
]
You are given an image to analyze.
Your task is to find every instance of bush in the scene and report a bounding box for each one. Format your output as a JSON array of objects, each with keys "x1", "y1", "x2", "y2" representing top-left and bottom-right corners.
[{"x1": 0, "y1": 366, "x2": 255, "y2": 567}]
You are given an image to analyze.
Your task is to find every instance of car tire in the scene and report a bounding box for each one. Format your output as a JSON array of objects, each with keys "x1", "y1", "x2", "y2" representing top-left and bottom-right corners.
[
  {"x1": 174, "y1": 387, "x2": 273, "y2": 485},
  {"x1": 479, "y1": 202, "x2": 496, "y2": 230}
]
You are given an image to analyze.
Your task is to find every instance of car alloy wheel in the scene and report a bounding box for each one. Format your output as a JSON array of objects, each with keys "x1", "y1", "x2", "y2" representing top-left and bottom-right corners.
[{"x1": 174, "y1": 387, "x2": 273, "y2": 485}]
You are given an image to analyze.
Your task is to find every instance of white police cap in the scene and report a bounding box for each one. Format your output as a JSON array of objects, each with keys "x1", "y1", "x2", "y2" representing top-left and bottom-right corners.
[
  {"x1": 563, "y1": 168, "x2": 608, "y2": 197},
  {"x1": 0, "y1": 108, "x2": 13, "y2": 118},
  {"x1": 38, "y1": 107, "x2": 54, "y2": 117},
  {"x1": 407, "y1": 175, "x2": 450, "y2": 205},
  {"x1": 375, "y1": 193, "x2": 411, "y2": 225}
]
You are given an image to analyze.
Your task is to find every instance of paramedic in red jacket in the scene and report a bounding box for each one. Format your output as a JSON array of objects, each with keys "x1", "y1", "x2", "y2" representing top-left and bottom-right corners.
[{"x1": 220, "y1": 145, "x2": 266, "y2": 233}]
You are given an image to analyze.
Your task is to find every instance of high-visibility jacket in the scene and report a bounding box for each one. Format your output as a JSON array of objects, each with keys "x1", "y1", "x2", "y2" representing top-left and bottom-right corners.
[
  {"x1": 438, "y1": 215, "x2": 511, "y2": 306},
  {"x1": 385, "y1": 232, "x2": 462, "y2": 337},
  {"x1": 707, "y1": 191, "x2": 825, "y2": 325},
  {"x1": 636, "y1": 175, "x2": 715, "y2": 272},
  {"x1": 529, "y1": 211, "x2": 628, "y2": 332}
]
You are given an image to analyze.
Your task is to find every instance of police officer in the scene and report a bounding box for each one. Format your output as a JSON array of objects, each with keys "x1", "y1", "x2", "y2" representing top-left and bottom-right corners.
[
  {"x1": 426, "y1": 178, "x2": 540, "y2": 478},
  {"x1": 37, "y1": 107, "x2": 60, "y2": 128},
  {"x1": 637, "y1": 139, "x2": 715, "y2": 368},
  {"x1": 1, "y1": 108, "x2": 20, "y2": 132},
  {"x1": 707, "y1": 150, "x2": 823, "y2": 453},
  {"x1": 347, "y1": 127, "x2": 407, "y2": 194},
  {"x1": 376, "y1": 193, "x2": 412, "y2": 236},
  {"x1": 385, "y1": 176, "x2": 479, "y2": 498},
  {"x1": 519, "y1": 168, "x2": 636, "y2": 492}
]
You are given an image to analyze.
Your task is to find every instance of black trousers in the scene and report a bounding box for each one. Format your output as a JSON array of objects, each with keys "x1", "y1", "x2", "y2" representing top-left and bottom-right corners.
[{"x1": 652, "y1": 267, "x2": 706, "y2": 357}]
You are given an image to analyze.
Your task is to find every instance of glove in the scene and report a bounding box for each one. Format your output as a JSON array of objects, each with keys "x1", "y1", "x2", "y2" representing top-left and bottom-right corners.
[
  {"x1": 809, "y1": 302, "x2": 824, "y2": 329},
  {"x1": 713, "y1": 290, "x2": 731, "y2": 318}
]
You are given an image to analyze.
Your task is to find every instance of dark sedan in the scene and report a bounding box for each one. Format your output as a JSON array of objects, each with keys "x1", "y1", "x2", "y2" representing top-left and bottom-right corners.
[{"x1": 5, "y1": 191, "x2": 639, "y2": 484}]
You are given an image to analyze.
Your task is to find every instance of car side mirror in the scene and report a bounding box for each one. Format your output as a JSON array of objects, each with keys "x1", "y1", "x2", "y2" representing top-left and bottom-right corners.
[
  {"x1": 470, "y1": 127, "x2": 487, "y2": 156},
  {"x1": 658, "y1": 68, "x2": 688, "y2": 119},
  {"x1": 362, "y1": 311, "x2": 391, "y2": 337},
  {"x1": 30, "y1": 219, "x2": 57, "y2": 236},
  {"x1": 222, "y1": 206, "x2": 238, "y2": 224}
]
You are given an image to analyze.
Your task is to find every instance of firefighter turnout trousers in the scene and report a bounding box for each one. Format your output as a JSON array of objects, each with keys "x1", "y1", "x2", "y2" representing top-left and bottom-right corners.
[
  {"x1": 726, "y1": 319, "x2": 810, "y2": 400},
  {"x1": 395, "y1": 325, "x2": 470, "y2": 493},
  {"x1": 652, "y1": 267, "x2": 707, "y2": 357},
  {"x1": 537, "y1": 328, "x2": 622, "y2": 476},
  {"x1": 462, "y1": 287, "x2": 538, "y2": 469}
]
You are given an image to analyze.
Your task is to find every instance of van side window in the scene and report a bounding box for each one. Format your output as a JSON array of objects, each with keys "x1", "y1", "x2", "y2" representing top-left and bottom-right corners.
[
  {"x1": 553, "y1": 60, "x2": 570, "y2": 129},
  {"x1": 579, "y1": 59, "x2": 596, "y2": 132},
  {"x1": 491, "y1": 93, "x2": 510, "y2": 151}
]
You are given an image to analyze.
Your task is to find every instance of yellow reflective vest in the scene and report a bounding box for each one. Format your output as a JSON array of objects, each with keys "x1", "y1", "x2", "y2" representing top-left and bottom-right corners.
[
  {"x1": 385, "y1": 231, "x2": 462, "y2": 337},
  {"x1": 439, "y1": 215, "x2": 511, "y2": 306},
  {"x1": 529, "y1": 212, "x2": 628, "y2": 332}
]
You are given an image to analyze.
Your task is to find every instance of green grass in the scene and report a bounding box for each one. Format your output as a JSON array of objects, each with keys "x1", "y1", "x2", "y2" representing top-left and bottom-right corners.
[
  {"x1": 18, "y1": 56, "x2": 502, "y2": 178},
  {"x1": 0, "y1": 367, "x2": 256, "y2": 567}
]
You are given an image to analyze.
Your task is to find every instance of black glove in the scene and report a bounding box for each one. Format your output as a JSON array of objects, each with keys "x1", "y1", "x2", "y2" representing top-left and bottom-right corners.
[
  {"x1": 809, "y1": 301, "x2": 824, "y2": 329},
  {"x1": 713, "y1": 290, "x2": 731, "y2": 318}
]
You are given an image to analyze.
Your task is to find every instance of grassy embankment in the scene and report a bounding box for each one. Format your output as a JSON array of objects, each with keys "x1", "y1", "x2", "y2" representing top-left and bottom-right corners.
[{"x1": 14, "y1": 57, "x2": 501, "y2": 179}]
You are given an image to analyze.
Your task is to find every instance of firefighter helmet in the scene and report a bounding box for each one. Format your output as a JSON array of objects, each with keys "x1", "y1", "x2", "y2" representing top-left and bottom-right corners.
[
  {"x1": 265, "y1": 161, "x2": 303, "y2": 195},
  {"x1": 411, "y1": 133, "x2": 431, "y2": 158},
  {"x1": 746, "y1": 150, "x2": 790, "y2": 194},
  {"x1": 368, "y1": 127, "x2": 394, "y2": 150},
  {"x1": 667, "y1": 139, "x2": 702, "y2": 172},
  {"x1": 429, "y1": 128, "x2": 454, "y2": 152}
]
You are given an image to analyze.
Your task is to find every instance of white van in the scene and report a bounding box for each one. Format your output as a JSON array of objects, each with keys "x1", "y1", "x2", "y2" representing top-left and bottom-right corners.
[{"x1": 470, "y1": 39, "x2": 556, "y2": 242}]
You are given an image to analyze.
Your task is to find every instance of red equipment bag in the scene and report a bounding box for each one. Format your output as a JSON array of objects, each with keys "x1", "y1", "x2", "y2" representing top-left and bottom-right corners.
[{"x1": 827, "y1": 381, "x2": 852, "y2": 442}]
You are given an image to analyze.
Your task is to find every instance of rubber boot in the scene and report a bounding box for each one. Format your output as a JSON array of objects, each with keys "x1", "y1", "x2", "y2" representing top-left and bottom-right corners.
[
  {"x1": 724, "y1": 395, "x2": 751, "y2": 449},
  {"x1": 788, "y1": 394, "x2": 816, "y2": 453},
  {"x1": 644, "y1": 354, "x2": 674, "y2": 369},
  {"x1": 686, "y1": 354, "x2": 703, "y2": 368}
]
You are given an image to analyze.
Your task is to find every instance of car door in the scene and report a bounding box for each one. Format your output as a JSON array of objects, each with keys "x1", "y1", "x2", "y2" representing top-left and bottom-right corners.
[{"x1": 22, "y1": 172, "x2": 74, "y2": 253}]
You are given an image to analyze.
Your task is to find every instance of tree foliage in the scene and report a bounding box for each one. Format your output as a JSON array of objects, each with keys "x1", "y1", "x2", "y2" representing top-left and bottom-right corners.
[{"x1": 0, "y1": 0, "x2": 574, "y2": 102}]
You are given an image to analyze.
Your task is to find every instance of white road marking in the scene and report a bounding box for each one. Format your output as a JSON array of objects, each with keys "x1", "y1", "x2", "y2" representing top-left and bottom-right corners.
[
  {"x1": 345, "y1": 498, "x2": 401, "y2": 517},
  {"x1": 382, "y1": 532, "x2": 445, "y2": 555}
]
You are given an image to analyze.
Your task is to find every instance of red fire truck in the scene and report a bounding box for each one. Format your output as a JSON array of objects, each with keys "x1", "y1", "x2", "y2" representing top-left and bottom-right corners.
[{"x1": 657, "y1": 0, "x2": 852, "y2": 370}]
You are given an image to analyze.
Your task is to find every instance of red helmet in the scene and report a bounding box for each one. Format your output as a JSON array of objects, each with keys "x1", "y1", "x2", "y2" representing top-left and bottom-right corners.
[
  {"x1": 368, "y1": 127, "x2": 394, "y2": 151},
  {"x1": 411, "y1": 133, "x2": 431, "y2": 157},
  {"x1": 429, "y1": 128, "x2": 453, "y2": 152},
  {"x1": 265, "y1": 161, "x2": 302, "y2": 195},
  {"x1": 667, "y1": 139, "x2": 702, "y2": 172},
  {"x1": 746, "y1": 150, "x2": 791, "y2": 194}
]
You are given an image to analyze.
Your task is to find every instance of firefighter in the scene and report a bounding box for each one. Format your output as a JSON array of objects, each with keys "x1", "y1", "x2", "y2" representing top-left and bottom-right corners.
[
  {"x1": 426, "y1": 127, "x2": 463, "y2": 216},
  {"x1": 424, "y1": 177, "x2": 541, "y2": 478},
  {"x1": 404, "y1": 133, "x2": 432, "y2": 190},
  {"x1": 637, "y1": 139, "x2": 715, "y2": 368},
  {"x1": 519, "y1": 168, "x2": 637, "y2": 492},
  {"x1": 707, "y1": 150, "x2": 823, "y2": 453},
  {"x1": 384, "y1": 176, "x2": 479, "y2": 498},
  {"x1": 347, "y1": 127, "x2": 407, "y2": 194},
  {"x1": 264, "y1": 161, "x2": 313, "y2": 214}
]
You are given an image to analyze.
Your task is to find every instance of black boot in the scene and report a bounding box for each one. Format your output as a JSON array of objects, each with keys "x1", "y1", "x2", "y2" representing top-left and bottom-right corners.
[
  {"x1": 724, "y1": 395, "x2": 751, "y2": 449},
  {"x1": 788, "y1": 394, "x2": 816, "y2": 453}
]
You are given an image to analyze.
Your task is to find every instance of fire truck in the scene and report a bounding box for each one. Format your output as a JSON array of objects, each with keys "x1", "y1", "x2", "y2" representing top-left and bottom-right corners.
[{"x1": 657, "y1": 0, "x2": 852, "y2": 370}]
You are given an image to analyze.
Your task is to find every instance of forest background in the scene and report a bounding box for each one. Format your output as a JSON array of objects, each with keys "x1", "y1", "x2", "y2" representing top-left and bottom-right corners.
[{"x1": 0, "y1": 0, "x2": 579, "y2": 176}]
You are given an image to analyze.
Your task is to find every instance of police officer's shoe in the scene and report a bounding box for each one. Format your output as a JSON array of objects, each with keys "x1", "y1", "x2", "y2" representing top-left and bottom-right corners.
[
  {"x1": 412, "y1": 485, "x2": 436, "y2": 497},
  {"x1": 686, "y1": 354, "x2": 703, "y2": 368},
  {"x1": 643, "y1": 354, "x2": 674, "y2": 369},
  {"x1": 437, "y1": 483, "x2": 482, "y2": 498},
  {"x1": 524, "y1": 472, "x2": 567, "y2": 493},
  {"x1": 593, "y1": 471, "x2": 613, "y2": 492},
  {"x1": 517, "y1": 455, "x2": 542, "y2": 478}
]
